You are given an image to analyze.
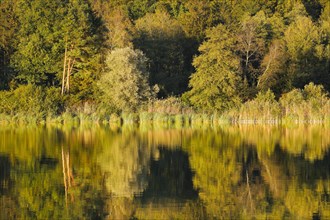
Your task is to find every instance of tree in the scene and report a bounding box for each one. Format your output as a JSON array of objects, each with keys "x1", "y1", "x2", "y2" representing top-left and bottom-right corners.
[
  {"x1": 183, "y1": 24, "x2": 242, "y2": 112},
  {"x1": 177, "y1": 0, "x2": 222, "y2": 41},
  {"x1": 236, "y1": 11, "x2": 268, "y2": 89},
  {"x1": 134, "y1": 9, "x2": 192, "y2": 96},
  {"x1": 0, "y1": 0, "x2": 18, "y2": 89},
  {"x1": 283, "y1": 15, "x2": 327, "y2": 89},
  {"x1": 127, "y1": 0, "x2": 158, "y2": 20},
  {"x1": 275, "y1": 0, "x2": 308, "y2": 24},
  {"x1": 60, "y1": 0, "x2": 104, "y2": 97},
  {"x1": 104, "y1": 8, "x2": 135, "y2": 49},
  {"x1": 97, "y1": 47, "x2": 153, "y2": 112},
  {"x1": 318, "y1": 3, "x2": 330, "y2": 91},
  {"x1": 258, "y1": 40, "x2": 288, "y2": 94},
  {"x1": 12, "y1": 0, "x2": 66, "y2": 84},
  {"x1": 89, "y1": 1, "x2": 135, "y2": 49},
  {"x1": 11, "y1": 0, "x2": 103, "y2": 97}
]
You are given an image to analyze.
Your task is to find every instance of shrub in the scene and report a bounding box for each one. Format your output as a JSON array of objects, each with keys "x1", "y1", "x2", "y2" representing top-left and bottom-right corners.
[
  {"x1": 0, "y1": 84, "x2": 65, "y2": 122},
  {"x1": 280, "y1": 83, "x2": 330, "y2": 122},
  {"x1": 148, "y1": 96, "x2": 194, "y2": 115},
  {"x1": 239, "y1": 89, "x2": 281, "y2": 122},
  {"x1": 279, "y1": 88, "x2": 305, "y2": 121}
]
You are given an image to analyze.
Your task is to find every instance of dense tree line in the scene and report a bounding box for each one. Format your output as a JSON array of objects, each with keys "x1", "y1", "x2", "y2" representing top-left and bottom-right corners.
[{"x1": 0, "y1": 0, "x2": 329, "y2": 120}]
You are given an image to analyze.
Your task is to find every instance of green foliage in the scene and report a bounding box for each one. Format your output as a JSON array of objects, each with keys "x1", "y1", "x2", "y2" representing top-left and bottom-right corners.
[
  {"x1": 0, "y1": 0, "x2": 18, "y2": 89},
  {"x1": 177, "y1": 0, "x2": 222, "y2": 41},
  {"x1": 11, "y1": 0, "x2": 103, "y2": 88},
  {"x1": 0, "y1": 85, "x2": 64, "y2": 122},
  {"x1": 97, "y1": 47, "x2": 153, "y2": 112},
  {"x1": 44, "y1": 87, "x2": 65, "y2": 117},
  {"x1": 134, "y1": 9, "x2": 192, "y2": 96},
  {"x1": 103, "y1": 8, "x2": 135, "y2": 49},
  {"x1": 284, "y1": 15, "x2": 329, "y2": 89},
  {"x1": 279, "y1": 88, "x2": 305, "y2": 121},
  {"x1": 12, "y1": 0, "x2": 65, "y2": 84},
  {"x1": 280, "y1": 83, "x2": 330, "y2": 122},
  {"x1": 0, "y1": 0, "x2": 329, "y2": 123},
  {"x1": 183, "y1": 24, "x2": 242, "y2": 112},
  {"x1": 127, "y1": 0, "x2": 158, "y2": 20},
  {"x1": 237, "y1": 11, "x2": 268, "y2": 89},
  {"x1": 239, "y1": 89, "x2": 281, "y2": 122},
  {"x1": 302, "y1": 82, "x2": 330, "y2": 120}
]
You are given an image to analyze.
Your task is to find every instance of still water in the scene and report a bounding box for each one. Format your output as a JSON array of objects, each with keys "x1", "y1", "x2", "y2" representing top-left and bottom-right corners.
[{"x1": 0, "y1": 124, "x2": 329, "y2": 219}]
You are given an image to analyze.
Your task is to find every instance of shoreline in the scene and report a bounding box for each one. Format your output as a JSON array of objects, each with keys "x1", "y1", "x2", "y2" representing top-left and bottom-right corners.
[{"x1": 0, "y1": 112, "x2": 328, "y2": 126}]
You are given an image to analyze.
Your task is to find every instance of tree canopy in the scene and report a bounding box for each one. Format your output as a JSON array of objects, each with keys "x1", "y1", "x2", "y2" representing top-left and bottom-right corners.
[
  {"x1": 97, "y1": 47, "x2": 153, "y2": 112},
  {"x1": 0, "y1": 0, "x2": 329, "y2": 115}
]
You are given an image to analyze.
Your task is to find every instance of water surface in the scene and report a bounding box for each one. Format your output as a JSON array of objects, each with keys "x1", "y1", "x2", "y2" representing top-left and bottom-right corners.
[{"x1": 0, "y1": 124, "x2": 329, "y2": 219}]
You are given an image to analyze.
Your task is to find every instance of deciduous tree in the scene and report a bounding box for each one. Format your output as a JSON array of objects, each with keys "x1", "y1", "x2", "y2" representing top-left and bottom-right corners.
[
  {"x1": 134, "y1": 9, "x2": 191, "y2": 96},
  {"x1": 97, "y1": 48, "x2": 153, "y2": 112},
  {"x1": 183, "y1": 24, "x2": 242, "y2": 112}
]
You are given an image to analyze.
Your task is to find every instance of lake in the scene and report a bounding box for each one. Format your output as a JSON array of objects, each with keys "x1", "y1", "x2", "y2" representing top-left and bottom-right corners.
[{"x1": 0, "y1": 124, "x2": 329, "y2": 219}]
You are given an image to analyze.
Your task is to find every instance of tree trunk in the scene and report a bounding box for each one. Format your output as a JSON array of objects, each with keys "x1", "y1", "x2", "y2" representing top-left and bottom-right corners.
[{"x1": 61, "y1": 43, "x2": 68, "y2": 95}]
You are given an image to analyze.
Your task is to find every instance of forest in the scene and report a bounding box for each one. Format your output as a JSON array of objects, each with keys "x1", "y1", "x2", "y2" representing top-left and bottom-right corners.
[{"x1": 0, "y1": 0, "x2": 329, "y2": 124}]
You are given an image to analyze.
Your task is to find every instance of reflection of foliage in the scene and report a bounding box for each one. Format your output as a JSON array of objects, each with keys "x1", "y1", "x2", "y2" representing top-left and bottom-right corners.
[
  {"x1": 14, "y1": 165, "x2": 67, "y2": 219},
  {"x1": 0, "y1": 125, "x2": 107, "y2": 219},
  {"x1": 260, "y1": 148, "x2": 330, "y2": 219},
  {"x1": 0, "y1": 125, "x2": 330, "y2": 219},
  {"x1": 140, "y1": 147, "x2": 198, "y2": 200},
  {"x1": 97, "y1": 132, "x2": 150, "y2": 197},
  {"x1": 185, "y1": 126, "x2": 330, "y2": 219},
  {"x1": 279, "y1": 126, "x2": 330, "y2": 161},
  {"x1": 223, "y1": 125, "x2": 330, "y2": 161},
  {"x1": 134, "y1": 200, "x2": 206, "y2": 220},
  {"x1": 184, "y1": 130, "x2": 243, "y2": 218}
]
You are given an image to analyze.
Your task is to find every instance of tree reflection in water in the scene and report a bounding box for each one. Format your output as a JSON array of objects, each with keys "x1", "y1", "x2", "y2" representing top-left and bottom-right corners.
[{"x1": 0, "y1": 125, "x2": 329, "y2": 219}]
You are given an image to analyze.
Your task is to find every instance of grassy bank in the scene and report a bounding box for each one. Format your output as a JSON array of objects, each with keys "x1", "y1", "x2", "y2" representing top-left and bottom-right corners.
[
  {"x1": 1, "y1": 110, "x2": 329, "y2": 127},
  {"x1": 0, "y1": 84, "x2": 329, "y2": 127}
]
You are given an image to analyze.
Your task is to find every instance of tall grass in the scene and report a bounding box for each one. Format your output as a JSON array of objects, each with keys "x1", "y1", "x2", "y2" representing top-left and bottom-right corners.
[
  {"x1": 0, "y1": 83, "x2": 329, "y2": 126},
  {"x1": 227, "y1": 83, "x2": 330, "y2": 125}
]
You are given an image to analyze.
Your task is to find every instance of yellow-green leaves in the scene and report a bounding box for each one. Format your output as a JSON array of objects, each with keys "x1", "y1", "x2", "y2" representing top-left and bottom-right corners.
[
  {"x1": 184, "y1": 24, "x2": 242, "y2": 112},
  {"x1": 97, "y1": 48, "x2": 153, "y2": 112}
]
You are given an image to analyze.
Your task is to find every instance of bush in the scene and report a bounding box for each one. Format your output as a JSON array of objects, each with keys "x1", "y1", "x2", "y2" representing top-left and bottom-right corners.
[
  {"x1": 279, "y1": 88, "x2": 305, "y2": 121},
  {"x1": 44, "y1": 87, "x2": 65, "y2": 117},
  {"x1": 0, "y1": 84, "x2": 65, "y2": 122},
  {"x1": 148, "y1": 97, "x2": 194, "y2": 115},
  {"x1": 280, "y1": 83, "x2": 330, "y2": 122},
  {"x1": 239, "y1": 89, "x2": 281, "y2": 122},
  {"x1": 303, "y1": 83, "x2": 329, "y2": 121}
]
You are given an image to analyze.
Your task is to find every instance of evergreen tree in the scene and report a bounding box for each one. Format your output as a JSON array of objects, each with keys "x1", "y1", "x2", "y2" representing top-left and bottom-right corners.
[
  {"x1": 177, "y1": 0, "x2": 221, "y2": 41},
  {"x1": 127, "y1": 0, "x2": 158, "y2": 20}
]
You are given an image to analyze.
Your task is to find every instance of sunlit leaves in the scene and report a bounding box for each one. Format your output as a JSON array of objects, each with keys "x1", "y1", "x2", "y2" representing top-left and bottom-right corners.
[
  {"x1": 184, "y1": 24, "x2": 242, "y2": 112},
  {"x1": 97, "y1": 47, "x2": 153, "y2": 112}
]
